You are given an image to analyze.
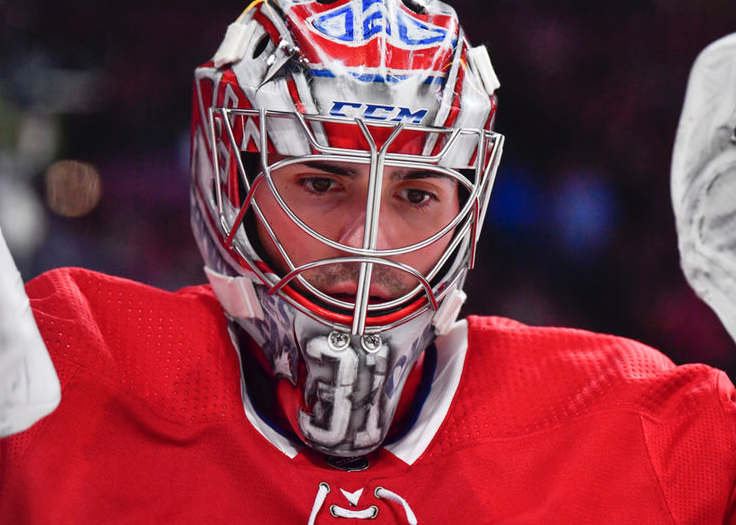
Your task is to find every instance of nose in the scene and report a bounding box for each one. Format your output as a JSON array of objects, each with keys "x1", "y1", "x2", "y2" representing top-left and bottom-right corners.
[{"x1": 335, "y1": 204, "x2": 395, "y2": 251}]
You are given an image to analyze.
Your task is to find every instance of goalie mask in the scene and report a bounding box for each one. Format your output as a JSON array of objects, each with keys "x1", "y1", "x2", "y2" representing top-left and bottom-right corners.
[{"x1": 190, "y1": 0, "x2": 503, "y2": 457}]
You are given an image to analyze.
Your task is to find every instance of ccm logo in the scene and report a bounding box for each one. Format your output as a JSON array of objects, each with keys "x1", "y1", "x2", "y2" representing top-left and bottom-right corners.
[{"x1": 329, "y1": 101, "x2": 428, "y2": 124}]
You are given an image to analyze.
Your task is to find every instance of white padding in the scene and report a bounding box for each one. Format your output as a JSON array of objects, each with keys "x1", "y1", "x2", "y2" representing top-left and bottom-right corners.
[
  {"x1": 213, "y1": 23, "x2": 251, "y2": 68},
  {"x1": 672, "y1": 32, "x2": 736, "y2": 345},
  {"x1": 432, "y1": 287, "x2": 467, "y2": 336},
  {"x1": 0, "y1": 227, "x2": 61, "y2": 437},
  {"x1": 467, "y1": 45, "x2": 501, "y2": 95},
  {"x1": 205, "y1": 266, "x2": 264, "y2": 320}
]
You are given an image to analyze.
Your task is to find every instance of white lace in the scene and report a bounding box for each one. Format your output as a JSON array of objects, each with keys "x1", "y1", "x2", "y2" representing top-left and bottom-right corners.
[
  {"x1": 307, "y1": 482, "x2": 418, "y2": 524},
  {"x1": 375, "y1": 487, "x2": 418, "y2": 525},
  {"x1": 330, "y1": 506, "x2": 378, "y2": 519},
  {"x1": 308, "y1": 483, "x2": 330, "y2": 525}
]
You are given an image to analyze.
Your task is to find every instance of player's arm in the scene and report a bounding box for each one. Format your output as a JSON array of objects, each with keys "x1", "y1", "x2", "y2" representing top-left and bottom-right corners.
[{"x1": 0, "y1": 227, "x2": 60, "y2": 437}]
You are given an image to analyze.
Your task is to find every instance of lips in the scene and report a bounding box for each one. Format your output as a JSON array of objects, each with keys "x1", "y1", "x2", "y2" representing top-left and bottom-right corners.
[
  {"x1": 332, "y1": 293, "x2": 396, "y2": 306},
  {"x1": 323, "y1": 283, "x2": 397, "y2": 304}
]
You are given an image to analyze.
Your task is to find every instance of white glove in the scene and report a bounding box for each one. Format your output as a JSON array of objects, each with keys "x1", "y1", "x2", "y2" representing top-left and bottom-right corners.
[
  {"x1": 0, "y1": 226, "x2": 60, "y2": 437},
  {"x1": 671, "y1": 32, "x2": 736, "y2": 345}
]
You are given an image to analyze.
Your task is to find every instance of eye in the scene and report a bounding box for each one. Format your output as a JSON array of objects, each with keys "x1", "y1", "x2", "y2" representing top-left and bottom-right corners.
[
  {"x1": 399, "y1": 188, "x2": 434, "y2": 206},
  {"x1": 310, "y1": 178, "x2": 332, "y2": 192},
  {"x1": 301, "y1": 177, "x2": 338, "y2": 194}
]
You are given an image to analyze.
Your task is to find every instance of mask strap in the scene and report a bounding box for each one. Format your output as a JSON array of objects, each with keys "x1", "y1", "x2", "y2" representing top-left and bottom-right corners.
[
  {"x1": 432, "y1": 286, "x2": 466, "y2": 335},
  {"x1": 204, "y1": 266, "x2": 264, "y2": 320}
]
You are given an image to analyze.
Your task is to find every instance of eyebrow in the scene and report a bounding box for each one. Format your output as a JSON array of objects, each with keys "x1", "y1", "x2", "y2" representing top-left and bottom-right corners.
[
  {"x1": 300, "y1": 161, "x2": 455, "y2": 184},
  {"x1": 299, "y1": 161, "x2": 359, "y2": 177},
  {"x1": 392, "y1": 170, "x2": 455, "y2": 184}
]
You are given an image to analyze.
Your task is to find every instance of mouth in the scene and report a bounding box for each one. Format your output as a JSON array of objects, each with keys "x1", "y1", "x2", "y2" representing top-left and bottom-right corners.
[{"x1": 322, "y1": 276, "x2": 401, "y2": 300}]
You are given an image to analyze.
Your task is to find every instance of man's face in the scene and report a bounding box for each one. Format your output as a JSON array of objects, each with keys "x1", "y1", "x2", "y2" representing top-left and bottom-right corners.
[{"x1": 254, "y1": 159, "x2": 461, "y2": 301}]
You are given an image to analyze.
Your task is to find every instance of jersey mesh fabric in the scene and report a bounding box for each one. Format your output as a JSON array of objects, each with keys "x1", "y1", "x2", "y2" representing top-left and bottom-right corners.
[
  {"x1": 0, "y1": 267, "x2": 246, "y2": 494},
  {"x1": 25, "y1": 267, "x2": 243, "y2": 424},
  {"x1": 1, "y1": 269, "x2": 735, "y2": 523},
  {"x1": 416, "y1": 315, "x2": 736, "y2": 521},
  {"x1": 439, "y1": 315, "x2": 728, "y2": 439},
  {"x1": 641, "y1": 370, "x2": 736, "y2": 524}
]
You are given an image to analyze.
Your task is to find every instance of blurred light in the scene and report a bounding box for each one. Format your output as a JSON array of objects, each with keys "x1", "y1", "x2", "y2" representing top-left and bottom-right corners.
[
  {"x1": 16, "y1": 114, "x2": 59, "y2": 172},
  {"x1": 45, "y1": 160, "x2": 102, "y2": 217},
  {"x1": 13, "y1": 58, "x2": 104, "y2": 114},
  {"x1": 552, "y1": 171, "x2": 618, "y2": 259},
  {"x1": 487, "y1": 164, "x2": 546, "y2": 232},
  {"x1": 0, "y1": 177, "x2": 46, "y2": 259}
]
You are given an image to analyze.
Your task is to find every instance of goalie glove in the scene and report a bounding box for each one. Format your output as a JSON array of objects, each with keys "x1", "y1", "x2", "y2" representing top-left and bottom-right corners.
[
  {"x1": 671, "y1": 32, "x2": 736, "y2": 345},
  {"x1": 0, "y1": 226, "x2": 60, "y2": 437}
]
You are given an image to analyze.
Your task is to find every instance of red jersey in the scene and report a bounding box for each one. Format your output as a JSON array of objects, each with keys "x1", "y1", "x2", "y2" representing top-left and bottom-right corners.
[{"x1": 1, "y1": 267, "x2": 735, "y2": 523}]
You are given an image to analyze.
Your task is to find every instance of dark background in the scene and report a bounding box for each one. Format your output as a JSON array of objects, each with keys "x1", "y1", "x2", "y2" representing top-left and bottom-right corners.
[{"x1": 1, "y1": 0, "x2": 735, "y2": 374}]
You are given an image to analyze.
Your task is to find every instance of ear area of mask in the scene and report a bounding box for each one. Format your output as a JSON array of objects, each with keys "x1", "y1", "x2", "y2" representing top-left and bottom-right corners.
[
  {"x1": 432, "y1": 286, "x2": 466, "y2": 336},
  {"x1": 204, "y1": 266, "x2": 265, "y2": 320}
]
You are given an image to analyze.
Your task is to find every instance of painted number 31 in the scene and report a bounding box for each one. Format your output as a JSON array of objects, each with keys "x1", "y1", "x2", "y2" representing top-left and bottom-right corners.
[{"x1": 298, "y1": 337, "x2": 388, "y2": 451}]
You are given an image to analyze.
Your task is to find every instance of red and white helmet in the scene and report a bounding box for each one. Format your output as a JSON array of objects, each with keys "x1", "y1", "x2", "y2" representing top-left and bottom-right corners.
[{"x1": 190, "y1": 0, "x2": 503, "y2": 457}]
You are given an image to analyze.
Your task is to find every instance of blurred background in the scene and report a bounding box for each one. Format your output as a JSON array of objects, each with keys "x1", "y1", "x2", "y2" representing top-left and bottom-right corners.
[{"x1": 1, "y1": 0, "x2": 735, "y2": 373}]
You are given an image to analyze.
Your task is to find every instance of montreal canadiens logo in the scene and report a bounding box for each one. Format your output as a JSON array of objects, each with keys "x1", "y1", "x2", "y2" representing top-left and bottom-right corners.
[{"x1": 308, "y1": 0, "x2": 450, "y2": 48}]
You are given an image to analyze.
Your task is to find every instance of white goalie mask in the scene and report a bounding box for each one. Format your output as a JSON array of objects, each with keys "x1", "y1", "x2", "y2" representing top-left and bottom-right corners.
[{"x1": 190, "y1": 0, "x2": 503, "y2": 456}]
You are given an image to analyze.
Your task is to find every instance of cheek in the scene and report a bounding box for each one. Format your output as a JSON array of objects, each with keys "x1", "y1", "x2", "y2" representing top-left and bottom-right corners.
[
  {"x1": 254, "y1": 190, "x2": 291, "y2": 269},
  {"x1": 396, "y1": 230, "x2": 456, "y2": 277},
  {"x1": 254, "y1": 189, "x2": 332, "y2": 269},
  {"x1": 389, "y1": 194, "x2": 460, "y2": 272}
]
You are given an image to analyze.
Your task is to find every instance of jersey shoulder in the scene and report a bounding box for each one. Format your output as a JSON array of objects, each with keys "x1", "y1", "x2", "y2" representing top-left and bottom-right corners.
[
  {"x1": 462, "y1": 314, "x2": 735, "y2": 431},
  {"x1": 25, "y1": 267, "x2": 244, "y2": 423}
]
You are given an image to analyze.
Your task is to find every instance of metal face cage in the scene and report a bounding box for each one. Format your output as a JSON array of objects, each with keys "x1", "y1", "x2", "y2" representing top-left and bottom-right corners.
[{"x1": 205, "y1": 107, "x2": 504, "y2": 336}]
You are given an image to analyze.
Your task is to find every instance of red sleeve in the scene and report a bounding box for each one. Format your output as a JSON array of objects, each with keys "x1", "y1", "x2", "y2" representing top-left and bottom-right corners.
[
  {"x1": 639, "y1": 366, "x2": 736, "y2": 523},
  {"x1": 718, "y1": 371, "x2": 736, "y2": 524}
]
